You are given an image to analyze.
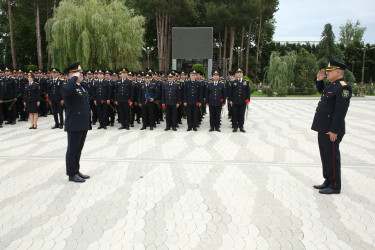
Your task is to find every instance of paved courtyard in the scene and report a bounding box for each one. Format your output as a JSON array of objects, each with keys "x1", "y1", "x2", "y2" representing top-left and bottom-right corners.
[{"x1": 0, "y1": 98, "x2": 374, "y2": 250}]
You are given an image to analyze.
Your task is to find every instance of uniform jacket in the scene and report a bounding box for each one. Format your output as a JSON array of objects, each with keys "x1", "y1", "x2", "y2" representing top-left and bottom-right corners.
[
  {"x1": 206, "y1": 80, "x2": 226, "y2": 106},
  {"x1": 93, "y1": 79, "x2": 111, "y2": 102},
  {"x1": 162, "y1": 81, "x2": 181, "y2": 105},
  {"x1": 47, "y1": 78, "x2": 64, "y2": 102},
  {"x1": 311, "y1": 78, "x2": 352, "y2": 135},
  {"x1": 228, "y1": 78, "x2": 250, "y2": 105},
  {"x1": 16, "y1": 77, "x2": 27, "y2": 99},
  {"x1": 183, "y1": 80, "x2": 203, "y2": 105},
  {"x1": 61, "y1": 76, "x2": 91, "y2": 132},
  {"x1": 23, "y1": 82, "x2": 41, "y2": 102},
  {"x1": 1, "y1": 77, "x2": 18, "y2": 100},
  {"x1": 138, "y1": 81, "x2": 159, "y2": 104},
  {"x1": 115, "y1": 78, "x2": 133, "y2": 102}
]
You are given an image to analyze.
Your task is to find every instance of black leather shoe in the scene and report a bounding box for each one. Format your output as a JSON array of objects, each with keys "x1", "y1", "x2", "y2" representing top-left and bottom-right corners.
[
  {"x1": 130, "y1": 124, "x2": 134, "y2": 127},
  {"x1": 240, "y1": 128, "x2": 246, "y2": 133},
  {"x1": 313, "y1": 183, "x2": 328, "y2": 190},
  {"x1": 92, "y1": 122, "x2": 96, "y2": 125},
  {"x1": 209, "y1": 128, "x2": 214, "y2": 132},
  {"x1": 172, "y1": 127, "x2": 177, "y2": 131},
  {"x1": 125, "y1": 127, "x2": 130, "y2": 130},
  {"x1": 5, "y1": 121, "x2": 11, "y2": 124},
  {"x1": 59, "y1": 125, "x2": 63, "y2": 129},
  {"x1": 140, "y1": 127, "x2": 146, "y2": 130},
  {"x1": 178, "y1": 121, "x2": 182, "y2": 124},
  {"x1": 69, "y1": 174, "x2": 85, "y2": 182},
  {"x1": 118, "y1": 126, "x2": 125, "y2": 130},
  {"x1": 103, "y1": 126, "x2": 107, "y2": 129},
  {"x1": 110, "y1": 123, "x2": 114, "y2": 127},
  {"x1": 319, "y1": 187, "x2": 340, "y2": 194},
  {"x1": 233, "y1": 128, "x2": 238, "y2": 132},
  {"x1": 216, "y1": 128, "x2": 221, "y2": 132},
  {"x1": 51, "y1": 125, "x2": 59, "y2": 129},
  {"x1": 187, "y1": 127, "x2": 192, "y2": 131},
  {"x1": 29, "y1": 126, "x2": 34, "y2": 129},
  {"x1": 77, "y1": 172, "x2": 90, "y2": 179},
  {"x1": 165, "y1": 127, "x2": 170, "y2": 131},
  {"x1": 193, "y1": 127, "x2": 197, "y2": 131},
  {"x1": 11, "y1": 121, "x2": 16, "y2": 125},
  {"x1": 150, "y1": 126, "x2": 153, "y2": 130},
  {"x1": 97, "y1": 125, "x2": 103, "y2": 129}
]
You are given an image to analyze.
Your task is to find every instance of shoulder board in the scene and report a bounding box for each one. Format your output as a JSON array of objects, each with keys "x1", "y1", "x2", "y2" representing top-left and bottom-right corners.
[{"x1": 340, "y1": 81, "x2": 347, "y2": 86}]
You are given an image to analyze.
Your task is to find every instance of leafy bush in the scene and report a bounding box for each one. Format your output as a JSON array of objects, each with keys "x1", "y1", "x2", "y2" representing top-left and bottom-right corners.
[
  {"x1": 192, "y1": 64, "x2": 205, "y2": 75},
  {"x1": 27, "y1": 65, "x2": 38, "y2": 71},
  {"x1": 243, "y1": 76, "x2": 255, "y2": 93}
]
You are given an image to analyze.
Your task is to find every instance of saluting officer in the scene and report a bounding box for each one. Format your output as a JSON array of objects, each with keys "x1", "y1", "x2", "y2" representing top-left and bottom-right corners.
[
  {"x1": 61, "y1": 62, "x2": 91, "y2": 183},
  {"x1": 206, "y1": 69, "x2": 226, "y2": 132},
  {"x1": 183, "y1": 70, "x2": 203, "y2": 131},
  {"x1": 312, "y1": 60, "x2": 352, "y2": 195},
  {"x1": 1, "y1": 67, "x2": 18, "y2": 125},
  {"x1": 162, "y1": 71, "x2": 181, "y2": 131},
  {"x1": 47, "y1": 68, "x2": 65, "y2": 129},
  {"x1": 93, "y1": 69, "x2": 110, "y2": 129},
  {"x1": 228, "y1": 67, "x2": 250, "y2": 132},
  {"x1": 115, "y1": 68, "x2": 133, "y2": 130}
]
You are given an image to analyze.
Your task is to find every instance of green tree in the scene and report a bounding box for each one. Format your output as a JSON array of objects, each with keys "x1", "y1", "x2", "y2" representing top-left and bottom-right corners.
[
  {"x1": 264, "y1": 51, "x2": 295, "y2": 96},
  {"x1": 316, "y1": 23, "x2": 344, "y2": 68},
  {"x1": 339, "y1": 20, "x2": 366, "y2": 47},
  {"x1": 294, "y1": 48, "x2": 318, "y2": 94},
  {"x1": 45, "y1": 0, "x2": 145, "y2": 70}
]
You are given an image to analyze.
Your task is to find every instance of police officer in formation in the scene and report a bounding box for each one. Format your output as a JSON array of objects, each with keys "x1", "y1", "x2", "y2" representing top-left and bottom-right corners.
[
  {"x1": 24, "y1": 73, "x2": 41, "y2": 129},
  {"x1": 183, "y1": 69, "x2": 203, "y2": 131},
  {"x1": 115, "y1": 68, "x2": 133, "y2": 130},
  {"x1": 228, "y1": 67, "x2": 250, "y2": 133},
  {"x1": 206, "y1": 68, "x2": 226, "y2": 132},
  {"x1": 138, "y1": 72, "x2": 159, "y2": 130},
  {"x1": 161, "y1": 71, "x2": 181, "y2": 131},
  {"x1": 93, "y1": 69, "x2": 110, "y2": 129},
  {"x1": 1, "y1": 67, "x2": 18, "y2": 125},
  {"x1": 312, "y1": 60, "x2": 352, "y2": 195},
  {"x1": 47, "y1": 68, "x2": 64, "y2": 129},
  {"x1": 15, "y1": 69, "x2": 28, "y2": 122}
]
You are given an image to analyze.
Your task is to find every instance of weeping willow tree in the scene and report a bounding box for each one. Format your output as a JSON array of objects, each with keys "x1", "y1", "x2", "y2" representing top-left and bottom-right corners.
[
  {"x1": 264, "y1": 51, "x2": 296, "y2": 96},
  {"x1": 45, "y1": 0, "x2": 145, "y2": 70}
]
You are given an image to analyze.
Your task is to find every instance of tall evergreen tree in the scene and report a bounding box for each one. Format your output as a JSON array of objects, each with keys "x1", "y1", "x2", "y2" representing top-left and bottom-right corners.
[{"x1": 316, "y1": 23, "x2": 344, "y2": 68}]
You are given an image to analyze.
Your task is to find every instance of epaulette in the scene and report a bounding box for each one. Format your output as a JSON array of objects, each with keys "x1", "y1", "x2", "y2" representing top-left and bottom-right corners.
[{"x1": 340, "y1": 81, "x2": 347, "y2": 86}]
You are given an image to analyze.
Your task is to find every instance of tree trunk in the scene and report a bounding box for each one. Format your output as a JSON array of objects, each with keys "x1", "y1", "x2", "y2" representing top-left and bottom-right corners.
[
  {"x1": 229, "y1": 26, "x2": 235, "y2": 71},
  {"x1": 47, "y1": 0, "x2": 51, "y2": 69},
  {"x1": 8, "y1": 0, "x2": 17, "y2": 69},
  {"x1": 35, "y1": 0, "x2": 43, "y2": 69},
  {"x1": 223, "y1": 27, "x2": 228, "y2": 77},
  {"x1": 255, "y1": 14, "x2": 262, "y2": 86},
  {"x1": 240, "y1": 26, "x2": 245, "y2": 68},
  {"x1": 245, "y1": 23, "x2": 252, "y2": 77},
  {"x1": 218, "y1": 31, "x2": 222, "y2": 69}
]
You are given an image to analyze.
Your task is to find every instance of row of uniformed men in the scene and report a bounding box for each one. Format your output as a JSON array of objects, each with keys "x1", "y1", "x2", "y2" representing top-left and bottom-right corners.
[{"x1": 0, "y1": 66, "x2": 251, "y2": 131}]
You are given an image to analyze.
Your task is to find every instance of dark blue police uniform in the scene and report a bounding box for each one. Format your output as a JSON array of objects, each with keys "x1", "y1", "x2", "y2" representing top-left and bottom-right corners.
[
  {"x1": 61, "y1": 63, "x2": 91, "y2": 182},
  {"x1": 312, "y1": 60, "x2": 352, "y2": 194}
]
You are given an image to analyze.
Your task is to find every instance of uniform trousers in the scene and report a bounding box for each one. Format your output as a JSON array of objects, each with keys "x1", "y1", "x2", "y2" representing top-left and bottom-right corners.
[
  {"x1": 232, "y1": 104, "x2": 246, "y2": 129},
  {"x1": 96, "y1": 102, "x2": 108, "y2": 126},
  {"x1": 186, "y1": 104, "x2": 199, "y2": 128},
  {"x1": 118, "y1": 102, "x2": 130, "y2": 127},
  {"x1": 165, "y1": 105, "x2": 177, "y2": 128},
  {"x1": 51, "y1": 101, "x2": 64, "y2": 125},
  {"x1": 318, "y1": 133, "x2": 342, "y2": 190},
  {"x1": 16, "y1": 98, "x2": 27, "y2": 119},
  {"x1": 209, "y1": 106, "x2": 222, "y2": 129},
  {"x1": 39, "y1": 94, "x2": 48, "y2": 115},
  {"x1": 4, "y1": 99, "x2": 16, "y2": 122},
  {"x1": 142, "y1": 102, "x2": 155, "y2": 127},
  {"x1": 90, "y1": 100, "x2": 98, "y2": 123},
  {"x1": 0, "y1": 103, "x2": 4, "y2": 124},
  {"x1": 66, "y1": 131, "x2": 87, "y2": 176}
]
